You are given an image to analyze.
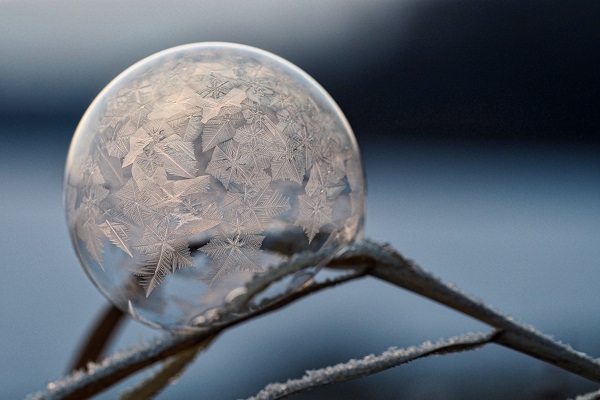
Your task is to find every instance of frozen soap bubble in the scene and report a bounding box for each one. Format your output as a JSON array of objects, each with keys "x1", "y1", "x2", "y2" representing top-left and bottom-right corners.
[{"x1": 64, "y1": 43, "x2": 365, "y2": 330}]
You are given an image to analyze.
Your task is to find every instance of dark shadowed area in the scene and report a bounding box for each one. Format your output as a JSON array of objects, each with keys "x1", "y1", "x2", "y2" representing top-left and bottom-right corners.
[{"x1": 1, "y1": 1, "x2": 599, "y2": 399}]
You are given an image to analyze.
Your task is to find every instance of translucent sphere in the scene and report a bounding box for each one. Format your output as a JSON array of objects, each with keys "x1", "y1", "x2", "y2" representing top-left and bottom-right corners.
[{"x1": 64, "y1": 43, "x2": 365, "y2": 330}]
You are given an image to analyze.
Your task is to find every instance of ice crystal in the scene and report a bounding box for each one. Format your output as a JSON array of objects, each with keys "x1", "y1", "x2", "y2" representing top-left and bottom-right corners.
[
  {"x1": 133, "y1": 222, "x2": 195, "y2": 296},
  {"x1": 295, "y1": 192, "x2": 332, "y2": 243},
  {"x1": 205, "y1": 139, "x2": 252, "y2": 189},
  {"x1": 202, "y1": 106, "x2": 245, "y2": 151},
  {"x1": 199, "y1": 233, "x2": 265, "y2": 284}
]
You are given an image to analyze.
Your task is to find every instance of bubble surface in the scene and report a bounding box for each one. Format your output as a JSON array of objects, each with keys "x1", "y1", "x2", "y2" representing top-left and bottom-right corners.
[{"x1": 64, "y1": 43, "x2": 365, "y2": 330}]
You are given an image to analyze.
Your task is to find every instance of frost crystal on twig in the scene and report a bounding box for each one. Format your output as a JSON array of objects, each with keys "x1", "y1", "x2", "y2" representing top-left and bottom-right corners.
[
  {"x1": 247, "y1": 332, "x2": 498, "y2": 400},
  {"x1": 570, "y1": 388, "x2": 600, "y2": 400},
  {"x1": 27, "y1": 240, "x2": 600, "y2": 400}
]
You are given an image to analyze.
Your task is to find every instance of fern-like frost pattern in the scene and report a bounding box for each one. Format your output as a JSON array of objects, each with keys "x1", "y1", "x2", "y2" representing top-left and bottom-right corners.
[{"x1": 66, "y1": 44, "x2": 365, "y2": 326}]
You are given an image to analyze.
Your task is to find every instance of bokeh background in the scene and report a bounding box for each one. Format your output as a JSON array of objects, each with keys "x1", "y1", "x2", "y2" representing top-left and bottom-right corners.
[{"x1": 1, "y1": 0, "x2": 600, "y2": 398}]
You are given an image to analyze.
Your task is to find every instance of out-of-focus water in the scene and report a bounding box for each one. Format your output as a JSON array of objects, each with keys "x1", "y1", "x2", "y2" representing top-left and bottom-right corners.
[{"x1": 1, "y1": 123, "x2": 599, "y2": 399}]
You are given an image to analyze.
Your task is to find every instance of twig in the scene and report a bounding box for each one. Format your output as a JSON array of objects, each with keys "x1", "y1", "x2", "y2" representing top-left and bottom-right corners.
[
  {"x1": 118, "y1": 336, "x2": 215, "y2": 400},
  {"x1": 215, "y1": 245, "x2": 349, "y2": 321},
  {"x1": 226, "y1": 269, "x2": 368, "y2": 325},
  {"x1": 69, "y1": 304, "x2": 127, "y2": 372},
  {"x1": 27, "y1": 252, "x2": 366, "y2": 400},
  {"x1": 27, "y1": 240, "x2": 600, "y2": 399},
  {"x1": 27, "y1": 334, "x2": 218, "y2": 400},
  {"x1": 570, "y1": 389, "x2": 600, "y2": 400},
  {"x1": 337, "y1": 240, "x2": 600, "y2": 383},
  {"x1": 247, "y1": 331, "x2": 500, "y2": 400}
]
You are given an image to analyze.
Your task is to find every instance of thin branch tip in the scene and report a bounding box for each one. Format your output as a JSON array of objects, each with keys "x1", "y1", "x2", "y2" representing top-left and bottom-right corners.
[{"x1": 247, "y1": 331, "x2": 499, "y2": 400}]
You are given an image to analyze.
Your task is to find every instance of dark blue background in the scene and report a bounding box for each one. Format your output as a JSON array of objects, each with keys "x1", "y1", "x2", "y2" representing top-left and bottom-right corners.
[{"x1": 1, "y1": 1, "x2": 599, "y2": 398}]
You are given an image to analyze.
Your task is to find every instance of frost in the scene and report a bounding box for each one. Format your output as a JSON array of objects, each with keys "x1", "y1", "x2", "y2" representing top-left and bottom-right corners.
[
  {"x1": 74, "y1": 185, "x2": 109, "y2": 268},
  {"x1": 270, "y1": 143, "x2": 305, "y2": 184},
  {"x1": 199, "y1": 234, "x2": 264, "y2": 285},
  {"x1": 295, "y1": 192, "x2": 332, "y2": 243},
  {"x1": 571, "y1": 388, "x2": 600, "y2": 400},
  {"x1": 76, "y1": 209, "x2": 105, "y2": 269},
  {"x1": 112, "y1": 178, "x2": 156, "y2": 225},
  {"x1": 105, "y1": 121, "x2": 137, "y2": 158},
  {"x1": 234, "y1": 124, "x2": 273, "y2": 169},
  {"x1": 147, "y1": 86, "x2": 203, "y2": 121},
  {"x1": 143, "y1": 168, "x2": 211, "y2": 207},
  {"x1": 223, "y1": 186, "x2": 290, "y2": 233},
  {"x1": 99, "y1": 220, "x2": 132, "y2": 257},
  {"x1": 168, "y1": 112, "x2": 203, "y2": 142},
  {"x1": 241, "y1": 98, "x2": 279, "y2": 133},
  {"x1": 155, "y1": 137, "x2": 197, "y2": 178},
  {"x1": 305, "y1": 160, "x2": 346, "y2": 200},
  {"x1": 174, "y1": 201, "x2": 222, "y2": 235},
  {"x1": 247, "y1": 332, "x2": 496, "y2": 400},
  {"x1": 291, "y1": 126, "x2": 318, "y2": 170},
  {"x1": 205, "y1": 139, "x2": 251, "y2": 189},
  {"x1": 65, "y1": 45, "x2": 365, "y2": 298},
  {"x1": 123, "y1": 122, "x2": 197, "y2": 178},
  {"x1": 197, "y1": 73, "x2": 234, "y2": 99},
  {"x1": 132, "y1": 222, "x2": 195, "y2": 297},
  {"x1": 202, "y1": 107, "x2": 245, "y2": 151},
  {"x1": 196, "y1": 87, "x2": 247, "y2": 123}
]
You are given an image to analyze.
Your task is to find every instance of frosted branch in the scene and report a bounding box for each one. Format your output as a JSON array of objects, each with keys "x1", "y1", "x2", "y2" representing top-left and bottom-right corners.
[
  {"x1": 570, "y1": 389, "x2": 600, "y2": 400},
  {"x1": 337, "y1": 240, "x2": 600, "y2": 383},
  {"x1": 26, "y1": 252, "x2": 364, "y2": 400},
  {"x1": 27, "y1": 240, "x2": 600, "y2": 399},
  {"x1": 118, "y1": 337, "x2": 212, "y2": 400},
  {"x1": 215, "y1": 245, "x2": 347, "y2": 321},
  {"x1": 26, "y1": 334, "x2": 216, "y2": 400},
  {"x1": 70, "y1": 304, "x2": 126, "y2": 371},
  {"x1": 247, "y1": 331, "x2": 499, "y2": 400}
]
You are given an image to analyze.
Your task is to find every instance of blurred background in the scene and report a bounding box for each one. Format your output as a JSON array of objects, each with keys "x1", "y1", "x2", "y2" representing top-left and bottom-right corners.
[{"x1": 1, "y1": 0, "x2": 600, "y2": 398}]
